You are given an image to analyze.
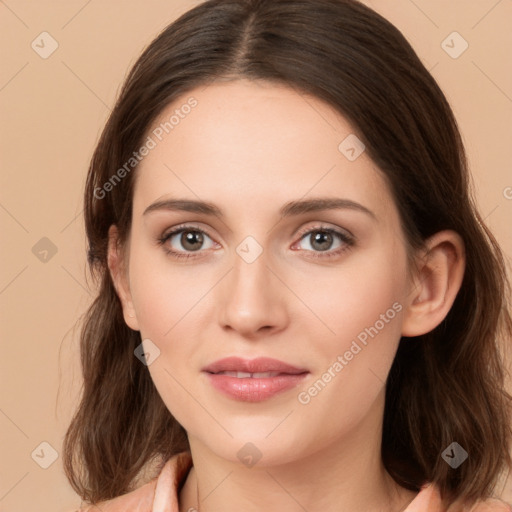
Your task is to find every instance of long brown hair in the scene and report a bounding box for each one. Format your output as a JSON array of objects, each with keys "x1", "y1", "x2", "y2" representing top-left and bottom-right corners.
[{"x1": 63, "y1": 0, "x2": 512, "y2": 506}]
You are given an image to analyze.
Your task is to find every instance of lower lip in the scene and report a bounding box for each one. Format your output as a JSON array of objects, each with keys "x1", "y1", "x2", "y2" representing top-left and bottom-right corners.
[{"x1": 204, "y1": 372, "x2": 308, "y2": 402}]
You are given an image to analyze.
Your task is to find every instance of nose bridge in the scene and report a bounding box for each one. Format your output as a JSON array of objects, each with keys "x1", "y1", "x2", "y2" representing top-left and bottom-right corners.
[{"x1": 218, "y1": 237, "x2": 286, "y2": 335}]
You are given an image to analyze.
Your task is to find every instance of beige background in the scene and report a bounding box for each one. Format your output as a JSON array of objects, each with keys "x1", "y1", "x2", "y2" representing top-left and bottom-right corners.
[{"x1": 0, "y1": 1, "x2": 511, "y2": 511}]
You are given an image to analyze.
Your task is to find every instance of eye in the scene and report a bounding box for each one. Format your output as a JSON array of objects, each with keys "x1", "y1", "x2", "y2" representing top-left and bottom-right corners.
[
  {"x1": 292, "y1": 226, "x2": 354, "y2": 259},
  {"x1": 157, "y1": 223, "x2": 355, "y2": 261},
  {"x1": 157, "y1": 225, "x2": 217, "y2": 260}
]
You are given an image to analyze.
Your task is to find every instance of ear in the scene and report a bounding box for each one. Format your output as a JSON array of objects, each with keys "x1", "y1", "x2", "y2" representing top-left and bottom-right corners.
[
  {"x1": 401, "y1": 230, "x2": 466, "y2": 337},
  {"x1": 107, "y1": 224, "x2": 140, "y2": 331}
]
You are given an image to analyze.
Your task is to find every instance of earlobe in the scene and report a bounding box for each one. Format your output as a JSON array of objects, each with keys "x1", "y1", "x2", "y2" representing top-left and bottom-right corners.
[
  {"x1": 107, "y1": 224, "x2": 140, "y2": 331},
  {"x1": 401, "y1": 230, "x2": 465, "y2": 337}
]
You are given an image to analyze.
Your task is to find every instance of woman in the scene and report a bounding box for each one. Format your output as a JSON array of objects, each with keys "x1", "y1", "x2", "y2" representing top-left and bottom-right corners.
[{"x1": 64, "y1": 0, "x2": 512, "y2": 510}]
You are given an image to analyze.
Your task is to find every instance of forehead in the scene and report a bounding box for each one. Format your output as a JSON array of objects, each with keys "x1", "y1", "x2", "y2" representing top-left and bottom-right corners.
[{"x1": 132, "y1": 79, "x2": 395, "y2": 222}]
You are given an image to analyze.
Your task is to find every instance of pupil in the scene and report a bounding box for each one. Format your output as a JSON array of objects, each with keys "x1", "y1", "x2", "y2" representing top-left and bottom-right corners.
[
  {"x1": 182, "y1": 231, "x2": 203, "y2": 251},
  {"x1": 312, "y1": 231, "x2": 332, "y2": 251}
]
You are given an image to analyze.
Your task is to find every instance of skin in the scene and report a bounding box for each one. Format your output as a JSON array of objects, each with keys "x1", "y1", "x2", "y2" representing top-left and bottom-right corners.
[{"x1": 108, "y1": 79, "x2": 466, "y2": 512}]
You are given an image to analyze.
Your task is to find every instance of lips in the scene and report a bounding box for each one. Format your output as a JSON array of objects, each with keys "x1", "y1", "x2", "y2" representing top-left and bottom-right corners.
[
  {"x1": 202, "y1": 357, "x2": 309, "y2": 402},
  {"x1": 202, "y1": 357, "x2": 308, "y2": 376}
]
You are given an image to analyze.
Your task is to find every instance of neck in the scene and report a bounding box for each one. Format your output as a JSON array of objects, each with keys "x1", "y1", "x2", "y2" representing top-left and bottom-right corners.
[{"x1": 178, "y1": 391, "x2": 418, "y2": 512}]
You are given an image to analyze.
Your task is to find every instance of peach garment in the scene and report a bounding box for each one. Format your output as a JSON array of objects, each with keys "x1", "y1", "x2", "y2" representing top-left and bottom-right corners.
[{"x1": 73, "y1": 451, "x2": 512, "y2": 512}]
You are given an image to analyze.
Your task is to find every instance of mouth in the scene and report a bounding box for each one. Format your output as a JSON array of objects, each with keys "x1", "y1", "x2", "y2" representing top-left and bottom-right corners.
[
  {"x1": 202, "y1": 357, "x2": 309, "y2": 402},
  {"x1": 202, "y1": 356, "x2": 308, "y2": 375}
]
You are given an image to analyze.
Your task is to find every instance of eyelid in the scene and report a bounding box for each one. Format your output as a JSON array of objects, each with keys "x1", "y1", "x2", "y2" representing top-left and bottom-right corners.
[
  {"x1": 160, "y1": 222, "x2": 215, "y2": 241},
  {"x1": 294, "y1": 222, "x2": 355, "y2": 241}
]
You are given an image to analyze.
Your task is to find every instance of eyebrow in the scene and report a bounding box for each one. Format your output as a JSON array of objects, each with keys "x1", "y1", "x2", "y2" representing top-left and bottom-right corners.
[{"x1": 143, "y1": 197, "x2": 377, "y2": 220}]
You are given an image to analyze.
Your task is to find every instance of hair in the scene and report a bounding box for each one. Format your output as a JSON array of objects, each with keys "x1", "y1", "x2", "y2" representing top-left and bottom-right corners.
[{"x1": 63, "y1": 0, "x2": 512, "y2": 507}]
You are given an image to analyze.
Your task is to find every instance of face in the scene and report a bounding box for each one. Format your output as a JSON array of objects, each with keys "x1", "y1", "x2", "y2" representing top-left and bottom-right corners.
[{"x1": 114, "y1": 79, "x2": 413, "y2": 466}]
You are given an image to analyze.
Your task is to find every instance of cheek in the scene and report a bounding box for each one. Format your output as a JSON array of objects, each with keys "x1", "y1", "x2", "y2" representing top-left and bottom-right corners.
[
  {"x1": 292, "y1": 257, "x2": 406, "y2": 432},
  {"x1": 128, "y1": 243, "x2": 205, "y2": 337},
  {"x1": 299, "y1": 249, "x2": 407, "y2": 352},
  {"x1": 128, "y1": 249, "x2": 204, "y2": 427}
]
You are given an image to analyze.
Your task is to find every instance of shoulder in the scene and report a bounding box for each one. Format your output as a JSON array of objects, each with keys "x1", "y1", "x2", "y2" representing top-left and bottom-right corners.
[
  {"x1": 463, "y1": 498, "x2": 512, "y2": 512},
  {"x1": 405, "y1": 483, "x2": 512, "y2": 512},
  {"x1": 68, "y1": 451, "x2": 193, "y2": 512},
  {"x1": 446, "y1": 489, "x2": 512, "y2": 512},
  {"x1": 71, "y1": 478, "x2": 158, "y2": 512}
]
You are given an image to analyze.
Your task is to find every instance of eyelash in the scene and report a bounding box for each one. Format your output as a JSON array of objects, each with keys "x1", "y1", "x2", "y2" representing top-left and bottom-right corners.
[{"x1": 156, "y1": 223, "x2": 355, "y2": 261}]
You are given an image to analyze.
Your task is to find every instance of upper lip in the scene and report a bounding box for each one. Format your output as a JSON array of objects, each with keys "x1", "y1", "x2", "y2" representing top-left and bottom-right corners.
[{"x1": 202, "y1": 357, "x2": 308, "y2": 375}]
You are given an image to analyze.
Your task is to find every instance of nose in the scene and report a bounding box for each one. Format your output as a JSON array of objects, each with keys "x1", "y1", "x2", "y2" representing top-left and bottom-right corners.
[{"x1": 218, "y1": 248, "x2": 288, "y2": 339}]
